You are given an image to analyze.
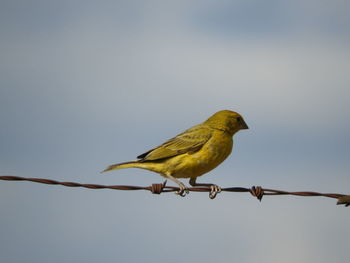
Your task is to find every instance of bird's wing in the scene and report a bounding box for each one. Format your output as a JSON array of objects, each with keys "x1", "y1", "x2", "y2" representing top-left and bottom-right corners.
[{"x1": 137, "y1": 125, "x2": 212, "y2": 161}]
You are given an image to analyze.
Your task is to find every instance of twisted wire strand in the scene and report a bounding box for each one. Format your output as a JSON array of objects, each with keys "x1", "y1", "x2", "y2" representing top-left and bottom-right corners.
[{"x1": 0, "y1": 175, "x2": 349, "y2": 206}]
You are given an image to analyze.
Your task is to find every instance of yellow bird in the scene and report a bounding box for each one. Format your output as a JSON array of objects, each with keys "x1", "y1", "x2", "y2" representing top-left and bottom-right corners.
[{"x1": 102, "y1": 110, "x2": 248, "y2": 198}]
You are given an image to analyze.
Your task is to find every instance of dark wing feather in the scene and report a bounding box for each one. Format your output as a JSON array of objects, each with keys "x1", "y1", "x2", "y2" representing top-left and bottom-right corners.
[{"x1": 137, "y1": 125, "x2": 212, "y2": 161}]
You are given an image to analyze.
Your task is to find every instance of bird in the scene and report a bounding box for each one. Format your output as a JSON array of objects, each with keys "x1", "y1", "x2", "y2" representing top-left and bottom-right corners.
[{"x1": 101, "y1": 110, "x2": 248, "y2": 198}]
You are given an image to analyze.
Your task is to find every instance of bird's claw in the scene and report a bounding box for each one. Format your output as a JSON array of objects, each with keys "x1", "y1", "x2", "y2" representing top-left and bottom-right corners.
[
  {"x1": 176, "y1": 183, "x2": 189, "y2": 197},
  {"x1": 209, "y1": 184, "x2": 221, "y2": 199}
]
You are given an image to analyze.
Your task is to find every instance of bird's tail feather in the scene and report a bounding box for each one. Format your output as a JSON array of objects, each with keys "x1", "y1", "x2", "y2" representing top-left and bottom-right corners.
[{"x1": 101, "y1": 161, "x2": 140, "y2": 173}]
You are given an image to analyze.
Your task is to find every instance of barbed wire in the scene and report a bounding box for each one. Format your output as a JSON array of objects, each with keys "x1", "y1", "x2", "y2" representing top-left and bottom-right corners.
[{"x1": 0, "y1": 175, "x2": 349, "y2": 206}]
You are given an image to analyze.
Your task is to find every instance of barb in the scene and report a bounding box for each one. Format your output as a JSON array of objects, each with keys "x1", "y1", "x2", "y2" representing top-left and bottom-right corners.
[{"x1": 0, "y1": 175, "x2": 349, "y2": 206}]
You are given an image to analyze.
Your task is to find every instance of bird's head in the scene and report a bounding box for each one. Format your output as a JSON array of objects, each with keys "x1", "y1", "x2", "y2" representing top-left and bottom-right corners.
[{"x1": 204, "y1": 110, "x2": 249, "y2": 136}]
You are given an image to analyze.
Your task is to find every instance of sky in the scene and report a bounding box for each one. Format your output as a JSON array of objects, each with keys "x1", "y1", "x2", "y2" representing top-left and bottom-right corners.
[{"x1": 1, "y1": 0, "x2": 349, "y2": 262}]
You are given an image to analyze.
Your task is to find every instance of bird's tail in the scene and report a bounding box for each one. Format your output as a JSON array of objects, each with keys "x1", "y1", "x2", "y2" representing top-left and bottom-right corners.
[{"x1": 101, "y1": 161, "x2": 140, "y2": 173}]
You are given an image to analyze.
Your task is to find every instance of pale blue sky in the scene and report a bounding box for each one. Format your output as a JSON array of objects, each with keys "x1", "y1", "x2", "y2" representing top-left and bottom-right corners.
[{"x1": 1, "y1": 1, "x2": 349, "y2": 262}]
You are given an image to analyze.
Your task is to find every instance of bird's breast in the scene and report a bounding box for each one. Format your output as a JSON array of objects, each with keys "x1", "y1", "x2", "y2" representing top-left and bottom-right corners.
[{"x1": 200, "y1": 133, "x2": 233, "y2": 166}]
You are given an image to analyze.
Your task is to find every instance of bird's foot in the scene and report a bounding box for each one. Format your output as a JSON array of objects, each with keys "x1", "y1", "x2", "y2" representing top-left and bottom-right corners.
[
  {"x1": 176, "y1": 182, "x2": 189, "y2": 197},
  {"x1": 209, "y1": 184, "x2": 221, "y2": 199}
]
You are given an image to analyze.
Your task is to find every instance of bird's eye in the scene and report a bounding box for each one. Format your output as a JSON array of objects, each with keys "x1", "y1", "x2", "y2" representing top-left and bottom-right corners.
[{"x1": 236, "y1": 117, "x2": 241, "y2": 122}]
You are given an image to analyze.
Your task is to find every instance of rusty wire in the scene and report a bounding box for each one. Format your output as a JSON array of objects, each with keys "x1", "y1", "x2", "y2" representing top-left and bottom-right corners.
[{"x1": 0, "y1": 175, "x2": 349, "y2": 206}]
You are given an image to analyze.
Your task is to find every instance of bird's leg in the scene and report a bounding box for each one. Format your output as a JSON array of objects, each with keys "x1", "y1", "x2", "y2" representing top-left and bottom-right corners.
[
  {"x1": 164, "y1": 173, "x2": 189, "y2": 197},
  {"x1": 189, "y1": 177, "x2": 221, "y2": 199}
]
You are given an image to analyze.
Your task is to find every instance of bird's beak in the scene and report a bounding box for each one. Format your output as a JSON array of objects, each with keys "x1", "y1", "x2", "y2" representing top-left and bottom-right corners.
[{"x1": 241, "y1": 120, "x2": 249, "y2": 129}]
